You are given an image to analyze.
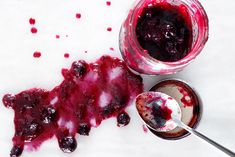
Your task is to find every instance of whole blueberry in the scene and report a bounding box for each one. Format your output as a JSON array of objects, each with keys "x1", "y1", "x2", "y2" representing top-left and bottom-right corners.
[
  {"x1": 59, "y1": 136, "x2": 77, "y2": 153},
  {"x1": 78, "y1": 123, "x2": 91, "y2": 136},
  {"x1": 71, "y1": 60, "x2": 87, "y2": 77},
  {"x1": 10, "y1": 145, "x2": 23, "y2": 157},
  {"x1": 2, "y1": 94, "x2": 15, "y2": 108},
  {"x1": 117, "y1": 112, "x2": 130, "y2": 127}
]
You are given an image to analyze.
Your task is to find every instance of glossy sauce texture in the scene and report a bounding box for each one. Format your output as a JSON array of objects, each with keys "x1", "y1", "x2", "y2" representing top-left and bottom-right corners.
[
  {"x1": 2, "y1": 56, "x2": 143, "y2": 156},
  {"x1": 136, "y1": 3, "x2": 193, "y2": 62}
]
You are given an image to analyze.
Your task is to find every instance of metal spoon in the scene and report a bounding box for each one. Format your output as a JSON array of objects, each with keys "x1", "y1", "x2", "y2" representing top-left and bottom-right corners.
[{"x1": 135, "y1": 92, "x2": 235, "y2": 157}]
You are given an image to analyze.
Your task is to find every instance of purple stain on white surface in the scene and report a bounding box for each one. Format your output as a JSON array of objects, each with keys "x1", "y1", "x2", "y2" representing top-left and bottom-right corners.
[{"x1": 2, "y1": 55, "x2": 143, "y2": 156}]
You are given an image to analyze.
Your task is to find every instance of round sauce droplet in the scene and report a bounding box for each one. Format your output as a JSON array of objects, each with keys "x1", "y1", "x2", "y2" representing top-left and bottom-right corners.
[
  {"x1": 107, "y1": 27, "x2": 112, "y2": 32},
  {"x1": 106, "y1": 1, "x2": 111, "y2": 6},
  {"x1": 33, "y1": 51, "x2": 41, "y2": 58},
  {"x1": 76, "y1": 13, "x2": 81, "y2": 19},
  {"x1": 29, "y1": 18, "x2": 36, "y2": 25},
  {"x1": 109, "y1": 47, "x2": 114, "y2": 51},
  {"x1": 31, "y1": 27, "x2": 38, "y2": 34},
  {"x1": 64, "y1": 53, "x2": 70, "y2": 58}
]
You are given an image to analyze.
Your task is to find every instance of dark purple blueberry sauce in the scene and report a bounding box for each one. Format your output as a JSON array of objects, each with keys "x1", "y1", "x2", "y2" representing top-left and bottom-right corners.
[
  {"x1": 151, "y1": 101, "x2": 172, "y2": 128},
  {"x1": 2, "y1": 55, "x2": 143, "y2": 156},
  {"x1": 136, "y1": 3, "x2": 192, "y2": 62}
]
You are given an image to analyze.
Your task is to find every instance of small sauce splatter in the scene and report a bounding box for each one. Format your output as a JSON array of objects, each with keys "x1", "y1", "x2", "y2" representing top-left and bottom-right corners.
[
  {"x1": 64, "y1": 53, "x2": 70, "y2": 58},
  {"x1": 109, "y1": 47, "x2": 114, "y2": 51},
  {"x1": 142, "y1": 125, "x2": 148, "y2": 133},
  {"x1": 33, "y1": 51, "x2": 41, "y2": 58},
  {"x1": 56, "y1": 35, "x2": 60, "y2": 39},
  {"x1": 76, "y1": 13, "x2": 81, "y2": 19},
  {"x1": 31, "y1": 27, "x2": 38, "y2": 34},
  {"x1": 29, "y1": 18, "x2": 36, "y2": 25},
  {"x1": 107, "y1": 27, "x2": 112, "y2": 32},
  {"x1": 106, "y1": 1, "x2": 111, "y2": 6}
]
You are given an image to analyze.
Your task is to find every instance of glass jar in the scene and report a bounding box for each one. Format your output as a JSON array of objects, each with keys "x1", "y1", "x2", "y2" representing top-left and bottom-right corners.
[{"x1": 119, "y1": 0, "x2": 209, "y2": 75}]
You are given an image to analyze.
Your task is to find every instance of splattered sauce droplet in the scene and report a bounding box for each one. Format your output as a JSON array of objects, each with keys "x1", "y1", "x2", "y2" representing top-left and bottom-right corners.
[
  {"x1": 76, "y1": 13, "x2": 81, "y2": 19},
  {"x1": 31, "y1": 27, "x2": 38, "y2": 34},
  {"x1": 64, "y1": 53, "x2": 70, "y2": 58},
  {"x1": 29, "y1": 18, "x2": 36, "y2": 25},
  {"x1": 107, "y1": 27, "x2": 112, "y2": 32},
  {"x1": 142, "y1": 125, "x2": 148, "y2": 133},
  {"x1": 109, "y1": 47, "x2": 114, "y2": 51},
  {"x1": 33, "y1": 51, "x2": 41, "y2": 58},
  {"x1": 106, "y1": 1, "x2": 111, "y2": 6},
  {"x1": 117, "y1": 112, "x2": 130, "y2": 127},
  {"x1": 56, "y1": 35, "x2": 60, "y2": 39}
]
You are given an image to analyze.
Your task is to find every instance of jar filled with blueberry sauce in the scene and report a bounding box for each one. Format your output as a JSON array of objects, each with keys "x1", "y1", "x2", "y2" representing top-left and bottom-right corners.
[{"x1": 119, "y1": 0, "x2": 209, "y2": 75}]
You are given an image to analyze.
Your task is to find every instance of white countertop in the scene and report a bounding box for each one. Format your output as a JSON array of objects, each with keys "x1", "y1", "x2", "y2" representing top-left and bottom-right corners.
[{"x1": 0, "y1": 0, "x2": 234, "y2": 156}]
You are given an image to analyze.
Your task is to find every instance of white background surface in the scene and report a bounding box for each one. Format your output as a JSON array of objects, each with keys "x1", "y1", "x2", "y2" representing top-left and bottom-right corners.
[{"x1": 0, "y1": 0, "x2": 234, "y2": 156}]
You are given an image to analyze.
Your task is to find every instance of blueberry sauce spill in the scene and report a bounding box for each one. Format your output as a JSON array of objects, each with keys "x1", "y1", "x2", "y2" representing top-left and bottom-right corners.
[
  {"x1": 136, "y1": 3, "x2": 192, "y2": 62},
  {"x1": 2, "y1": 55, "x2": 143, "y2": 156},
  {"x1": 178, "y1": 87, "x2": 193, "y2": 107},
  {"x1": 142, "y1": 125, "x2": 148, "y2": 133},
  {"x1": 56, "y1": 35, "x2": 60, "y2": 39}
]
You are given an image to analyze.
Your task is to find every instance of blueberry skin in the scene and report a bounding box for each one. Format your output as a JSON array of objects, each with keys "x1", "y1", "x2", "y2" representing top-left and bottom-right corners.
[{"x1": 59, "y1": 136, "x2": 77, "y2": 153}]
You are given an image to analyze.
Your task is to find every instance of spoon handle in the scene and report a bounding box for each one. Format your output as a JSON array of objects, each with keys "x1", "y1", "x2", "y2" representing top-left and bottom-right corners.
[{"x1": 175, "y1": 119, "x2": 235, "y2": 157}]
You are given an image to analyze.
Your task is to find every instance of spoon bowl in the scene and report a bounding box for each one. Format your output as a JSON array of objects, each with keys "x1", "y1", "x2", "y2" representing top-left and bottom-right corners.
[{"x1": 135, "y1": 92, "x2": 181, "y2": 132}]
